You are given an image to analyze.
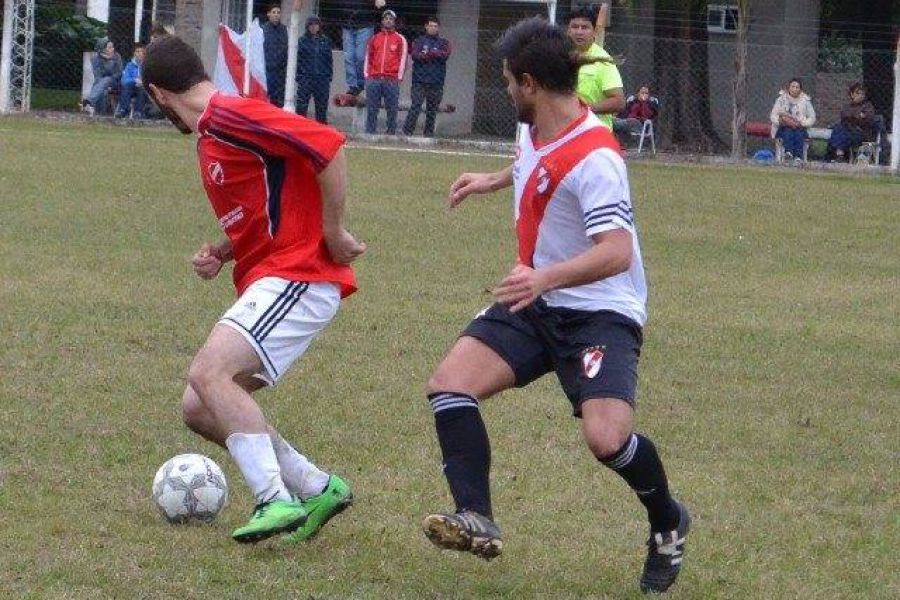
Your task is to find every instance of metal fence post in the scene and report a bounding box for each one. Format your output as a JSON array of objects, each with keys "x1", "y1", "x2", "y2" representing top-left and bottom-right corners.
[{"x1": 1, "y1": 0, "x2": 14, "y2": 113}]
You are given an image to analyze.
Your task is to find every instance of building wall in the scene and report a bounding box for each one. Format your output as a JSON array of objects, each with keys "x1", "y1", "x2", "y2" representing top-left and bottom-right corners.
[{"x1": 708, "y1": 0, "x2": 821, "y2": 133}]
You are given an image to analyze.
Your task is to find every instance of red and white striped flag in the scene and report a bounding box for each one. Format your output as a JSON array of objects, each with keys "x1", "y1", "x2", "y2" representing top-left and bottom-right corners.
[{"x1": 214, "y1": 20, "x2": 268, "y2": 100}]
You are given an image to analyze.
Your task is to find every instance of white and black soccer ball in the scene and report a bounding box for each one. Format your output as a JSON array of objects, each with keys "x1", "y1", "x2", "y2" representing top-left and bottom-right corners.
[{"x1": 152, "y1": 454, "x2": 228, "y2": 524}]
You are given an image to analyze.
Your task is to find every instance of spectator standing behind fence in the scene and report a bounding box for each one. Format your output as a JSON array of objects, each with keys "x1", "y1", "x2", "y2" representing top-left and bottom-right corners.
[
  {"x1": 115, "y1": 43, "x2": 149, "y2": 119},
  {"x1": 81, "y1": 38, "x2": 123, "y2": 116},
  {"x1": 402, "y1": 17, "x2": 451, "y2": 137},
  {"x1": 296, "y1": 16, "x2": 334, "y2": 124},
  {"x1": 769, "y1": 78, "x2": 815, "y2": 162},
  {"x1": 337, "y1": 0, "x2": 387, "y2": 96},
  {"x1": 364, "y1": 10, "x2": 407, "y2": 135},
  {"x1": 827, "y1": 82, "x2": 876, "y2": 162},
  {"x1": 566, "y1": 4, "x2": 624, "y2": 130},
  {"x1": 263, "y1": 4, "x2": 289, "y2": 107}
]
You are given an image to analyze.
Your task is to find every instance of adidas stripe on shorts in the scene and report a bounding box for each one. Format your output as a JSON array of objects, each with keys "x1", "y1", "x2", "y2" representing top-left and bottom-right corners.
[{"x1": 218, "y1": 276, "x2": 340, "y2": 385}]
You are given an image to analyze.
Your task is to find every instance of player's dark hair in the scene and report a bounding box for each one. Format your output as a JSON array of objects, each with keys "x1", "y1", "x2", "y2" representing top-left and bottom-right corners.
[
  {"x1": 133, "y1": 42, "x2": 145, "y2": 50},
  {"x1": 426, "y1": 16, "x2": 440, "y2": 25},
  {"x1": 788, "y1": 77, "x2": 803, "y2": 89},
  {"x1": 568, "y1": 3, "x2": 598, "y2": 25},
  {"x1": 496, "y1": 17, "x2": 592, "y2": 93},
  {"x1": 849, "y1": 82, "x2": 867, "y2": 96},
  {"x1": 143, "y1": 35, "x2": 209, "y2": 93}
]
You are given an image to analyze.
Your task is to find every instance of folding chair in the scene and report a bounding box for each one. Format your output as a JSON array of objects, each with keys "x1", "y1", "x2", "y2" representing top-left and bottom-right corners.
[{"x1": 622, "y1": 94, "x2": 659, "y2": 154}]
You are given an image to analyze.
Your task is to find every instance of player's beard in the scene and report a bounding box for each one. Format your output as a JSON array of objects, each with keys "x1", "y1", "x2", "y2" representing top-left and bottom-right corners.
[
  {"x1": 515, "y1": 98, "x2": 535, "y2": 125},
  {"x1": 160, "y1": 104, "x2": 194, "y2": 134},
  {"x1": 148, "y1": 88, "x2": 193, "y2": 134}
]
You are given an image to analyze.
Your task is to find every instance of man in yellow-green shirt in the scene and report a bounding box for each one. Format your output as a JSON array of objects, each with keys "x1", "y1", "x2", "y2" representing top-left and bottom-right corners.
[{"x1": 567, "y1": 5, "x2": 625, "y2": 130}]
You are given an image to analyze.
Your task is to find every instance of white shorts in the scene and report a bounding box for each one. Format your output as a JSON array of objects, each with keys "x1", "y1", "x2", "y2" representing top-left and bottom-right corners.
[{"x1": 218, "y1": 277, "x2": 340, "y2": 385}]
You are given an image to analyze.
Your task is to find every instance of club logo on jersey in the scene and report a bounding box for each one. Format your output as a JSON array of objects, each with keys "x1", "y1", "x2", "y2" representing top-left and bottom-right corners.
[
  {"x1": 581, "y1": 346, "x2": 605, "y2": 379},
  {"x1": 536, "y1": 165, "x2": 550, "y2": 195},
  {"x1": 207, "y1": 161, "x2": 225, "y2": 185}
]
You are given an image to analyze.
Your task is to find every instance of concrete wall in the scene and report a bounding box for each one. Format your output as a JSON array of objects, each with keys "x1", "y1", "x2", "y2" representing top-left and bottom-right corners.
[{"x1": 708, "y1": 0, "x2": 821, "y2": 133}]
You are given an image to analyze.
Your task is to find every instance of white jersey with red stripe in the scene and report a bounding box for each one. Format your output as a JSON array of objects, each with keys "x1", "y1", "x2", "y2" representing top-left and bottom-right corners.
[{"x1": 513, "y1": 109, "x2": 647, "y2": 326}]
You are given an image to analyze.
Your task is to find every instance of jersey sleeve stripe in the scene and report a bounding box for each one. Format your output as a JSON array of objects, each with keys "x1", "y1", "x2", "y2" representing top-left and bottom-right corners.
[
  {"x1": 586, "y1": 210, "x2": 634, "y2": 229},
  {"x1": 585, "y1": 215, "x2": 634, "y2": 235},
  {"x1": 583, "y1": 200, "x2": 632, "y2": 219},
  {"x1": 212, "y1": 107, "x2": 331, "y2": 171},
  {"x1": 584, "y1": 207, "x2": 633, "y2": 226}
]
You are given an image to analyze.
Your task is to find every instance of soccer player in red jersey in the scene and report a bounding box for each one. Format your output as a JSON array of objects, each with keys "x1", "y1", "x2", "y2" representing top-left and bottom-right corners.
[
  {"x1": 421, "y1": 19, "x2": 689, "y2": 594},
  {"x1": 143, "y1": 35, "x2": 365, "y2": 544}
]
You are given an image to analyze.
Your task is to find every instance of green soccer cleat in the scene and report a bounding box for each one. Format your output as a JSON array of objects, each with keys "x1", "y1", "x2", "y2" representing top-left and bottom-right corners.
[
  {"x1": 231, "y1": 499, "x2": 307, "y2": 544},
  {"x1": 282, "y1": 475, "x2": 354, "y2": 543}
]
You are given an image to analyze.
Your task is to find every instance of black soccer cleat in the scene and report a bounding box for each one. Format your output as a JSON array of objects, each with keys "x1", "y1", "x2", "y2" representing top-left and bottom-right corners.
[
  {"x1": 422, "y1": 510, "x2": 503, "y2": 561},
  {"x1": 640, "y1": 501, "x2": 691, "y2": 594}
]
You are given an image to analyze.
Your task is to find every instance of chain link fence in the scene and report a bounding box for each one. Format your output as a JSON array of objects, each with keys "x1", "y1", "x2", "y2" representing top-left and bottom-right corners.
[{"x1": 10, "y1": 0, "x2": 898, "y2": 161}]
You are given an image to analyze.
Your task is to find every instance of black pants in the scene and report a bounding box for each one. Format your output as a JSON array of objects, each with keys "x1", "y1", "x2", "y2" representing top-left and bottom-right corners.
[
  {"x1": 297, "y1": 78, "x2": 331, "y2": 124},
  {"x1": 403, "y1": 83, "x2": 444, "y2": 136}
]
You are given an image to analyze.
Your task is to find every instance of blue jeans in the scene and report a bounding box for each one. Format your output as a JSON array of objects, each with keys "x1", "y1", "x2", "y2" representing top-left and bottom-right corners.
[
  {"x1": 116, "y1": 82, "x2": 148, "y2": 118},
  {"x1": 86, "y1": 75, "x2": 117, "y2": 113},
  {"x1": 365, "y1": 78, "x2": 400, "y2": 134},
  {"x1": 342, "y1": 27, "x2": 373, "y2": 91},
  {"x1": 776, "y1": 126, "x2": 807, "y2": 157},
  {"x1": 828, "y1": 124, "x2": 864, "y2": 156}
]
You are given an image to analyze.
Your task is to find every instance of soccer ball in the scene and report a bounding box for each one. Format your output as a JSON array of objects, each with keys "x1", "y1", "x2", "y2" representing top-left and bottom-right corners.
[{"x1": 152, "y1": 454, "x2": 228, "y2": 524}]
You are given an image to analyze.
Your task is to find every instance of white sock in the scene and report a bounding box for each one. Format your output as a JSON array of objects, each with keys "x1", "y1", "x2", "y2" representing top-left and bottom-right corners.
[
  {"x1": 225, "y1": 432, "x2": 292, "y2": 504},
  {"x1": 270, "y1": 433, "x2": 330, "y2": 500}
]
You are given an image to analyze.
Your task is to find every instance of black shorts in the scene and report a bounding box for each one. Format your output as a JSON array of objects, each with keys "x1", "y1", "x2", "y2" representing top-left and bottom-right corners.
[{"x1": 462, "y1": 300, "x2": 642, "y2": 416}]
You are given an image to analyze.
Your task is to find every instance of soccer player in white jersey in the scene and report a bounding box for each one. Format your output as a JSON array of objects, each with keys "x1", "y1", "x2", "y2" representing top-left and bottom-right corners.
[{"x1": 421, "y1": 18, "x2": 690, "y2": 594}]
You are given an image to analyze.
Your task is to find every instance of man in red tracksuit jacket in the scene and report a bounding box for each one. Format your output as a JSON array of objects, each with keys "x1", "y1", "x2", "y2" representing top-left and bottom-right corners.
[{"x1": 364, "y1": 9, "x2": 408, "y2": 134}]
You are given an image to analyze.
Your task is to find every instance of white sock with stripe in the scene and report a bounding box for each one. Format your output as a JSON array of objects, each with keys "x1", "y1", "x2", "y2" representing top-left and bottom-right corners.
[{"x1": 225, "y1": 432, "x2": 292, "y2": 504}]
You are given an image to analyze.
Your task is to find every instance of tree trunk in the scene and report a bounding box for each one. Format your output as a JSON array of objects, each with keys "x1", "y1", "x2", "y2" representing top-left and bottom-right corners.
[
  {"x1": 653, "y1": 0, "x2": 726, "y2": 153},
  {"x1": 731, "y1": 0, "x2": 750, "y2": 160}
]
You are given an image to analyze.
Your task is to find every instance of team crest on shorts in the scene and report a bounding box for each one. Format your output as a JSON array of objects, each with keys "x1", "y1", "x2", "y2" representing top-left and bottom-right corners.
[{"x1": 581, "y1": 346, "x2": 605, "y2": 379}]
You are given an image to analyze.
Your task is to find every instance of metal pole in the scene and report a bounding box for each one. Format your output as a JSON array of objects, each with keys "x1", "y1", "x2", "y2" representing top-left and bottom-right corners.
[
  {"x1": 0, "y1": 0, "x2": 14, "y2": 113},
  {"x1": 134, "y1": 0, "x2": 144, "y2": 43},
  {"x1": 243, "y1": 0, "x2": 253, "y2": 96},
  {"x1": 892, "y1": 35, "x2": 899, "y2": 174},
  {"x1": 151, "y1": 0, "x2": 157, "y2": 24},
  {"x1": 283, "y1": 0, "x2": 302, "y2": 112}
]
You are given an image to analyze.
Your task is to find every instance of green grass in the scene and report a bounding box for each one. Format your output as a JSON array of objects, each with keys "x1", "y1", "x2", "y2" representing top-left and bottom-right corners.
[
  {"x1": 30, "y1": 88, "x2": 81, "y2": 111},
  {"x1": 0, "y1": 117, "x2": 897, "y2": 599}
]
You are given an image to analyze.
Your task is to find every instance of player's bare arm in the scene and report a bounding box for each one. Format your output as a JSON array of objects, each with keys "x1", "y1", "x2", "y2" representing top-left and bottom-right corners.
[
  {"x1": 318, "y1": 147, "x2": 366, "y2": 264},
  {"x1": 492, "y1": 228, "x2": 632, "y2": 312},
  {"x1": 591, "y1": 87, "x2": 625, "y2": 116},
  {"x1": 191, "y1": 239, "x2": 233, "y2": 280},
  {"x1": 447, "y1": 163, "x2": 514, "y2": 208}
]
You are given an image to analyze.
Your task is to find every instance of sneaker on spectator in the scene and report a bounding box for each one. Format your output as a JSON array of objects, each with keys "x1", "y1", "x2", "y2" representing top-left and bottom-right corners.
[{"x1": 783, "y1": 151, "x2": 793, "y2": 162}]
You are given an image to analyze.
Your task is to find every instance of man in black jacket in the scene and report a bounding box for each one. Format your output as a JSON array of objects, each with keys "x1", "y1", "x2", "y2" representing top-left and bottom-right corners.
[
  {"x1": 403, "y1": 17, "x2": 452, "y2": 137},
  {"x1": 296, "y1": 15, "x2": 334, "y2": 124},
  {"x1": 335, "y1": 0, "x2": 385, "y2": 96},
  {"x1": 262, "y1": 4, "x2": 288, "y2": 107}
]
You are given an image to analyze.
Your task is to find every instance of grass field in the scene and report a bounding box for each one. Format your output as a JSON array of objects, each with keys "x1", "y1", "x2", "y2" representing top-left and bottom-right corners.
[{"x1": 0, "y1": 117, "x2": 897, "y2": 599}]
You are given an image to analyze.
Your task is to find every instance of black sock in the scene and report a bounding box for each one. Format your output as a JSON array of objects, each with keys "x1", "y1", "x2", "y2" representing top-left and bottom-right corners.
[
  {"x1": 429, "y1": 392, "x2": 492, "y2": 519},
  {"x1": 601, "y1": 433, "x2": 679, "y2": 532}
]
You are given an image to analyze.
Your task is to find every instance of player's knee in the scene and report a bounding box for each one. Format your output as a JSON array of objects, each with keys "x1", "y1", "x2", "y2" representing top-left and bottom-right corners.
[
  {"x1": 584, "y1": 423, "x2": 632, "y2": 461},
  {"x1": 186, "y1": 351, "x2": 226, "y2": 398},
  {"x1": 425, "y1": 367, "x2": 466, "y2": 397},
  {"x1": 181, "y1": 387, "x2": 206, "y2": 431}
]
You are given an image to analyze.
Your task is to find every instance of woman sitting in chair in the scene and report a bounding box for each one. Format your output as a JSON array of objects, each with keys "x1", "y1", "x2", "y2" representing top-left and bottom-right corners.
[
  {"x1": 827, "y1": 82, "x2": 876, "y2": 162},
  {"x1": 769, "y1": 78, "x2": 816, "y2": 162},
  {"x1": 614, "y1": 84, "x2": 658, "y2": 137}
]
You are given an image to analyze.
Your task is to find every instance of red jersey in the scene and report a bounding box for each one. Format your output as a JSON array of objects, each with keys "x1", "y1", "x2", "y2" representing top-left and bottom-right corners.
[
  {"x1": 363, "y1": 30, "x2": 408, "y2": 80},
  {"x1": 196, "y1": 92, "x2": 356, "y2": 297}
]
